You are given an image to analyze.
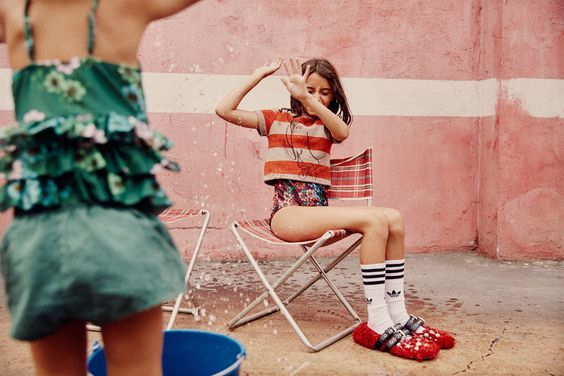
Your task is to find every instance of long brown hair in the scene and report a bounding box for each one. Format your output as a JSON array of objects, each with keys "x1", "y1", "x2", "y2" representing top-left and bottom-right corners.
[{"x1": 289, "y1": 58, "x2": 352, "y2": 125}]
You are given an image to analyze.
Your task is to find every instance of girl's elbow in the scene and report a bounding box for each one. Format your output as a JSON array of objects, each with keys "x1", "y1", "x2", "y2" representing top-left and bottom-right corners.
[
  {"x1": 335, "y1": 130, "x2": 349, "y2": 142},
  {"x1": 215, "y1": 107, "x2": 227, "y2": 119}
]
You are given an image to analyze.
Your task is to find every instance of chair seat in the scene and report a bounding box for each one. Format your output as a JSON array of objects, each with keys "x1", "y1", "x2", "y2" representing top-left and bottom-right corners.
[{"x1": 236, "y1": 218, "x2": 350, "y2": 245}]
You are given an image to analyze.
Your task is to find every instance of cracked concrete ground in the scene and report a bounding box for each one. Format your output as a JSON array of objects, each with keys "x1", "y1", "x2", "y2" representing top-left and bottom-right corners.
[{"x1": 1, "y1": 251, "x2": 563, "y2": 375}]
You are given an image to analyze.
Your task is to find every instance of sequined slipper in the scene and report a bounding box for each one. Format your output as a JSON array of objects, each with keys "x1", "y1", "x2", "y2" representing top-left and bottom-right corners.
[
  {"x1": 403, "y1": 315, "x2": 456, "y2": 349},
  {"x1": 352, "y1": 323, "x2": 440, "y2": 362}
]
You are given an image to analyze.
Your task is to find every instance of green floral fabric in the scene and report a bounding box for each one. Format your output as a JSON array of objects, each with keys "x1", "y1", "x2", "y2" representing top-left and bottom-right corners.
[{"x1": 0, "y1": 57, "x2": 179, "y2": 212}]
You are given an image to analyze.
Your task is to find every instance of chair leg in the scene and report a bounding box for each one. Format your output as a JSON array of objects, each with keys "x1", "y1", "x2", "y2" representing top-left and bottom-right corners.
[
  {"x1": 233, "y1": 238, "x2": 363, "y2": 328},
  {"x1": 229, "y1": 225, "x2": 362, "y2": 352},
  {"x1": 227, "y1": 231, "x2": 327, "y2": 329},
  {"x1": 301, "y1": 239, "x2": 363, "y2": 321},
  {"x1": 228, "y1": 226, "x2": 333, "y2": 328},
  {"x1": 163, "y1": 210, "x2": 210, "y2": 329}
]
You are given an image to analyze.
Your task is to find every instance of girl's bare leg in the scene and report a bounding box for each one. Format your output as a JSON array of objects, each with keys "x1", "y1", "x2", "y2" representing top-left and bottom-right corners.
[
  {"x1": 271, "y1": 205, "x2": 408, "y2": 333},
  {"x1": 29, "y1": 321, "x2": 87, "y2": 376},
  {"x1": 375, "y1": 207, "x2": 406, "y2": 260},
  {"x1": 101, "y1": 306, "x2": 164, "y2": 376},
  {"x1": 271, "y1": 205, "x2": 396, "y2": 263}
]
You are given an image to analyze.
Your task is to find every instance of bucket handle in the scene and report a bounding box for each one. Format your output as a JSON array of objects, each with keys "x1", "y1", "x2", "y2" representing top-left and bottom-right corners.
[{"x1": 211, "y1": 353, "x2": 246, "y2": 376}]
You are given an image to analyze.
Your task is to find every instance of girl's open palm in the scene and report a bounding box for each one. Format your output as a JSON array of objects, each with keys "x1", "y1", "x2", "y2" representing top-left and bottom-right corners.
[
  {"x1": 254, "y1": 58, "x2": 283, "y2": 79},
  {"x1": 280, "y1": 58, "x2": 311, "y2": 102}
]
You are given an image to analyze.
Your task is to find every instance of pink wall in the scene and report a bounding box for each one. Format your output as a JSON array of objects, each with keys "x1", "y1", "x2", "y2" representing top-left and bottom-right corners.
[
  {"x1": 477, "y1": 0, "x2": 563, "y2": 260},
  {"x1": 0, "y1": 1, "x2": 562, "y2": 260}
]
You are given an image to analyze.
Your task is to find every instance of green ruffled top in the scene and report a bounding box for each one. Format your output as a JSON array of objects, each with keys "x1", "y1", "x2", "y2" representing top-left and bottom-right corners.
[{"x1": 0, "y1": 0, "x2": 179, "y2": 212}]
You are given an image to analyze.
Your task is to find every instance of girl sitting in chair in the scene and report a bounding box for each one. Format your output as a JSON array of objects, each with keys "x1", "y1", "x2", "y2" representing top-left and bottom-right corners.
[{"x1": 215, "y1": 57, "x2": 455, "y2": 361}]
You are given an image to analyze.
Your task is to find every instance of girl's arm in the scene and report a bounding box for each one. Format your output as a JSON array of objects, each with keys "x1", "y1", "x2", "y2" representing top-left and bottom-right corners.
[
  {"x1": 281, "y1": 59, "x2": 349, "y2": 142},
  {"x1": 138, "y1": 0, "x2": 202, "y2": 21},
  {"x1": 215, "y1": 58, "x2": 282, "y2": 129}
]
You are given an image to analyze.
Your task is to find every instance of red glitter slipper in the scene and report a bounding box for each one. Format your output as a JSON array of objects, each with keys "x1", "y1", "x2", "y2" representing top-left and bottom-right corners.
[
  {"x1": 403, "y1": 315, "x2": 456, "y2": 349},
  {"x1": 352, "y1": 323, "x2": 440, "y2": 362}
]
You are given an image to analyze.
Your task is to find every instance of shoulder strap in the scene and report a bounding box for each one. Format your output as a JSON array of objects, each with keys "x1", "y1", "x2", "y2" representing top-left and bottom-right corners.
[
  {"x1": 87, "y1": 0, "x2": 100, "y2": 55},
  {"x1": 23, "y1": 0, "x2": 35, "y2": 62},
  {"x1": 23, "y1": 0, "x2": 101, "y2": 61}
]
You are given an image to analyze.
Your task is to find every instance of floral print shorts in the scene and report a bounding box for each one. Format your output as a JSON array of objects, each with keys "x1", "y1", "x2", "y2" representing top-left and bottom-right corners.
[{"x1": 270, "y1": 179, "x2": 329, "y2": 221}]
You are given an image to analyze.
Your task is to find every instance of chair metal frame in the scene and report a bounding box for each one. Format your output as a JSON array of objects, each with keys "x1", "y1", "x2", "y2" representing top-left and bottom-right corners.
[
  {"x1": 159, "y1": 208, "x2": 210, "y2": 329},
  {"x1": 228, "y1": 148, "x2": 373, "y2": 352},
  {"x1": 87, "y1": 207, "x2": 210, "y2": 332}
]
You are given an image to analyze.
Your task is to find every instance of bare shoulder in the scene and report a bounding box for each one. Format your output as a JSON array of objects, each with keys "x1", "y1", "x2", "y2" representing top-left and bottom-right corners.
[
  {"x1": 0, "y1": 0, "x2": 20, "y2": 14},
  {"x1": 0, "y1": 0, "x2": 22, "y2": 22},
  {"x1": 121, "y1": 0, "x2": 202, "y2": 21},
  {"x1": 0, "y1": 0, "x2": 18, "y2": 43}
]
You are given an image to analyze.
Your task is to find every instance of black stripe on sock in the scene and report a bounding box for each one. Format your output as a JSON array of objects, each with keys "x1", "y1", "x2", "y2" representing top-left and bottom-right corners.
[
  {"x1": 363, "y1": 280, "x2": 385, "y2": 285},
  {"x1": 386, "y1": 268, "x2": 403, "y2": 274},
  {"x1": 361, "y1": 267, "x2": 385, "y2": 273},
  {"x1": 362, "y1": 274, "x2": 385, "y2": 279},
  {"x1": 386, "y1": 262, "x2": 405, "y2": 267},
  {"x1": 385, "y1": 275, "x2": 404, "y2": 280}
]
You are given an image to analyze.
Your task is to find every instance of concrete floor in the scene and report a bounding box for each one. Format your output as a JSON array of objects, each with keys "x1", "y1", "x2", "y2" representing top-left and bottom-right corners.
[{"x1": 1, "y1": 251, "x2": 563, "y2": 375}]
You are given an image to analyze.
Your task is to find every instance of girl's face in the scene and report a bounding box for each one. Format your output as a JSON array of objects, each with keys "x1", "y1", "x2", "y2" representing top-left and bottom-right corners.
[{"x1": 304, "y1": 72, "x2": 334, "y2": 117}]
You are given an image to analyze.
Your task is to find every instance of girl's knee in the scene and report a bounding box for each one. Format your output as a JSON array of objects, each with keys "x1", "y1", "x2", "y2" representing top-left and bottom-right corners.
[
  {"x1": 360, "y1": 210, "x2": 389, "y2": 237},
  {"x1": 386, "y1": 208, "x2": 405, "y2": 237}
]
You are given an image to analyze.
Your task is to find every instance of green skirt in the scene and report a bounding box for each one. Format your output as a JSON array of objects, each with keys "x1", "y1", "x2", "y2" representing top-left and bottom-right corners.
[{"x1": 0, "y1": 204, "x2": 185, "y2": 340}]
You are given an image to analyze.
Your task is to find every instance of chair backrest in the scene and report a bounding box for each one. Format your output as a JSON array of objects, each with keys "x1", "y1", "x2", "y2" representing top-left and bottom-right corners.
[{"x1": 328, "y1": 148, "x2": 373, "y2": 204}]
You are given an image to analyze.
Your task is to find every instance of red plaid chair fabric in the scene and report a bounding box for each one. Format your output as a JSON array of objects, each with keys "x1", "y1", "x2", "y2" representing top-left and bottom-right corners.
[
  {"x1": 87, "y1": 207, "x2": 210, "y2": 332},
  {"x1": 228, "y1": 148, "x2": 373, "y2": 351}
]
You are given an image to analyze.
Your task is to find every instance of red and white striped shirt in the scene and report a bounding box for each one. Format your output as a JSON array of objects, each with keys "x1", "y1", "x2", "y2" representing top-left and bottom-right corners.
[{"x1": 256, "y1": 109, "x2": 335, "y2": 186}]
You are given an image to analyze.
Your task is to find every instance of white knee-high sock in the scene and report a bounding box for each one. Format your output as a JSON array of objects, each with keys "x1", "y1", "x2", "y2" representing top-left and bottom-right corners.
[
  {"x1": 385, "y1": 259, "x2": 410, "y2": 325},
  {"x1": 361, "y1": 263, "x2": 395, "y2": 334}
]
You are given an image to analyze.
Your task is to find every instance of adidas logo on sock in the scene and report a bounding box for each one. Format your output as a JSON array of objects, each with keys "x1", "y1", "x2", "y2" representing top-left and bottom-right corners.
[
  {"x1": 366, "y1": 297, "x2": 373, "y2": 304},
  {"x1": 387, "y1": 289, "x2": 401, "y2": 298}
]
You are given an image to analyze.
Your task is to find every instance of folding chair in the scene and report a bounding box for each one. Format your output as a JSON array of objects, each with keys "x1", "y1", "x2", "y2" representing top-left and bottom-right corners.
[
  {"x1": 159, "y1": 208, "x2": 210, "y2": 329},
  {"x1": 228, "y1": 148, "x2": 373, "y2": 352},
  {"x1": 87, "y1": 207, "x2": 210, "y2": 332}
]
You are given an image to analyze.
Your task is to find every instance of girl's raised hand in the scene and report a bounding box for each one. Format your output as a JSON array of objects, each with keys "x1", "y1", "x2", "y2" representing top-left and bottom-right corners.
[
  {"x1": 280, "y1": 58, "x2": 311, "y2": 102},
  {"x1": 253, "y1": 58, "x2": 283, "y2": 79}
]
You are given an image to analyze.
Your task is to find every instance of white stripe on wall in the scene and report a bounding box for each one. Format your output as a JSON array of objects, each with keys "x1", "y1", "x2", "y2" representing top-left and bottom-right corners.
[
  {"x1": 0, "y1": 70, "x2": 12, "y2": 113},
  {"x1": 503, "y1": 79, "x2": 564, "y2": 118},
  {"x1": 0, "y1": 69, "x2": 562, "y2": 118}
]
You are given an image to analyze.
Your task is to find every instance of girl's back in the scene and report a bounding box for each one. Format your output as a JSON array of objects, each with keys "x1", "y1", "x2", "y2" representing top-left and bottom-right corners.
[{"x1": 0, "y1": 0, "x2": 187, "y2": 70}]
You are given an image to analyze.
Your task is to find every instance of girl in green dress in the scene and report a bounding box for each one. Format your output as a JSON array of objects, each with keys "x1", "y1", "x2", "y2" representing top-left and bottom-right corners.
[{"x1": 0, "y1": 1, "x2": 200, "y2": 374}]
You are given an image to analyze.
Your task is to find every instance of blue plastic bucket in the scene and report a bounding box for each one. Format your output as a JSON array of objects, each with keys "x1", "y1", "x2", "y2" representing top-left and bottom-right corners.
[{"x1": 88, "y1": 330, "x2": 246, "y2": 376}]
